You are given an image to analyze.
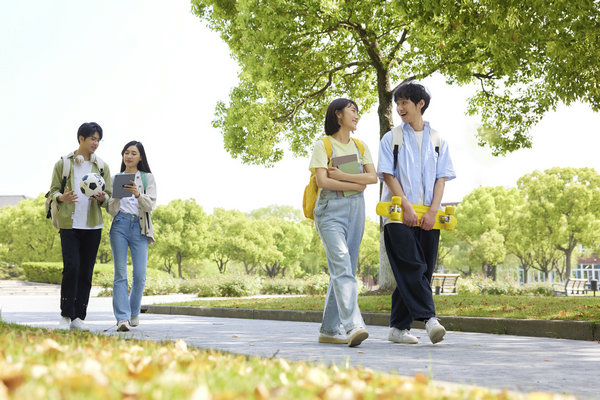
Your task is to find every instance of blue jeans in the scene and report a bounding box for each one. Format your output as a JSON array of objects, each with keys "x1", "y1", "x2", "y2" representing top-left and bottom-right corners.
[
  {"x1": 314, "y1": 190, "x2": 366, "y2": 335},
  {"x1": 110, "y1": 212, "x2": 148, "y2": 322}
]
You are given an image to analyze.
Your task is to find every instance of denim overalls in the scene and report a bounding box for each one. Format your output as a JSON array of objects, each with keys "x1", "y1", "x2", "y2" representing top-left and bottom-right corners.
[{"x1": 313, "y1": 143, "x2": 367, "y2": 336}]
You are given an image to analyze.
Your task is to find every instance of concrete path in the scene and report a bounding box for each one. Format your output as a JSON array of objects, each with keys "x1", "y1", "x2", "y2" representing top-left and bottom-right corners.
[{"x1": 1, "y1": 291, "x2": 599, "y2": 399}]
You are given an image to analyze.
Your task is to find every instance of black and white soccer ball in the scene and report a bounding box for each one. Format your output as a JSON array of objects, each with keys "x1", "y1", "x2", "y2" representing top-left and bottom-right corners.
[{"x1": 80, "y1": 173, "x2": 106, "y2": 197}]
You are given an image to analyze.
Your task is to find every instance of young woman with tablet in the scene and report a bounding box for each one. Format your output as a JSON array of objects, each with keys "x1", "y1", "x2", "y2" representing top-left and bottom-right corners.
[{"x1": 107, "y1": 141, "x2": 157, "y2": 331}]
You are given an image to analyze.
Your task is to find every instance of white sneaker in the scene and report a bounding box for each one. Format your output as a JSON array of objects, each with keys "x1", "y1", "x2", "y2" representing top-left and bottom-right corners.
[
  {"x1": 129, "y1": 315, "x2": 139, "y2": 327},
  {"x1": 117, "y1": 320, "x2": 131, "y2": 332},
  {"x1": 318, "y1": 332, "x2": 348, "y2": 344},
  {"x1": 59, "y1": 316, "x2": 71, "y2": 329},
  {"x1": 69, "y1": 318, "x2": 90, "y2": 331},
  {"x1": 425, "y1": 318, "x2": 446, "y2": 344},
  {"x1": 347, "y1": 327, "x2": 369, "y2": 347},
  {"x1": 388, "y1": 327, "x2": 419, "y2": 344}
]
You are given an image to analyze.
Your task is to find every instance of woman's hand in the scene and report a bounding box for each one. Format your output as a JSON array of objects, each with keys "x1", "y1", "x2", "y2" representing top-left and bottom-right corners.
[
  {"x1": 326, "y1": 166, "x2": 345, "y2": 181},
  {"x1": 124, "y1": 180, "x2": 140, "y2": 198}
]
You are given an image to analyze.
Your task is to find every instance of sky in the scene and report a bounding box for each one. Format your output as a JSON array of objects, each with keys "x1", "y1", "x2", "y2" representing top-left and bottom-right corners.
[{"x1": 1, "y1": 1, "x2": 600, "y2": 221}]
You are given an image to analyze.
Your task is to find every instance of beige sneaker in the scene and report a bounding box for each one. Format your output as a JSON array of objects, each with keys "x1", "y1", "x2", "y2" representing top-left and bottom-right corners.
[
  {"x1": 130, "y1": 315, "x2": 139, "y2": 327},
  {"x1": 318, "y1": 332, "x2": 348, "y2": 344},
  {"x1": 347, "y1": 327, "x2": 369, "y2": 347}
]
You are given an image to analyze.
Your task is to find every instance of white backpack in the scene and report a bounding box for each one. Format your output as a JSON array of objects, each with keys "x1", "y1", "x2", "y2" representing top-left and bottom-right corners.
[{"x1": 391, "y1": 125, "x2": 441, "y2": 170}]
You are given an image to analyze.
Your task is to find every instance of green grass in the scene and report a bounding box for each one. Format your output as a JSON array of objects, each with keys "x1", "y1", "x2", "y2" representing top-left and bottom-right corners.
[
  {"x1": 0, "y1": 322, "x2": 550, "y2": 399},
  {"x1": 170, "y1": 294, "x2": 600, "y2": 321}
]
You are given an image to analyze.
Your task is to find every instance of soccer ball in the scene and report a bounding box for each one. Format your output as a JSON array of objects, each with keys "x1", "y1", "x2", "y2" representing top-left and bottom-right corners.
[{"x1": 80, "y1": 173, "x2": 106, "y2": 197}]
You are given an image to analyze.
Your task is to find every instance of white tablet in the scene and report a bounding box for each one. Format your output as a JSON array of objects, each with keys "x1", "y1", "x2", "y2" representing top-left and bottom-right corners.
[{"x1": 112, "y1": 173, "x2": 136, "y2": 199}]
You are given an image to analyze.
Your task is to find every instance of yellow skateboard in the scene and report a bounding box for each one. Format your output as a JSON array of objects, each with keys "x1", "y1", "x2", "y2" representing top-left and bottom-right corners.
[{"x1": 376, "y1": 196, "x2": 457, "y2": 231}]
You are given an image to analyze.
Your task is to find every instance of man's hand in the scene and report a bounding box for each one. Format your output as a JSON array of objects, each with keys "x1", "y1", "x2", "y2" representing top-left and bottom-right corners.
[
  {"x1": 420, "y1": 208, "x2": 437, "y2": 231},
  {"x1": 90, "y1": 191, "x2": 106, "y2": 202},
  {"x1": 401, "y1": 198, "x2": 419, "y2": 227},
  {"x1": 58, "y1": 187, "x2": 78, "y2": 203}
]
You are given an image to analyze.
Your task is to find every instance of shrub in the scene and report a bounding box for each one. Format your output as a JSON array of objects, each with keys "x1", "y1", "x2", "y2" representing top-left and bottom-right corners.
[
  {"x1": 0, "y1": 264, "x2": 25, "y2": 280},
  {"x1": 218, "y1": 275, "x2": 262, "y2": 297},
  {"x1": 95, "y1": 265, "x2": 177, "y2": 296},
  {"x1": 303, "y1": 274, "x2": 330, "y2": 295},
  {"x1": 21, "y1": 262, "x2": 64, "y2": 284}
]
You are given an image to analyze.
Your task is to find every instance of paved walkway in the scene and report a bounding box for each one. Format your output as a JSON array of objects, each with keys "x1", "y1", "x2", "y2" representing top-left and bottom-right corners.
[{"x1": 1, "y1": 290, "x2": 599, "y2": 399}]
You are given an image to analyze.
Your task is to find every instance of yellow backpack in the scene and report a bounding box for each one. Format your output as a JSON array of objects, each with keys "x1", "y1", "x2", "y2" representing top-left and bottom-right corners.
[{"x1": 302, "y1": 136, "x2": 365, "y2": 219}]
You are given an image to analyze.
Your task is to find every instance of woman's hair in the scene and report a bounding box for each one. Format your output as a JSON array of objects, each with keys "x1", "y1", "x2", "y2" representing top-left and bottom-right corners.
[
  {"x1": 324, "y1": 98, "x2": 359, "y2": 135},
  {"x1": 120, "y1": 140, "x2": 152, "y2": 173}
]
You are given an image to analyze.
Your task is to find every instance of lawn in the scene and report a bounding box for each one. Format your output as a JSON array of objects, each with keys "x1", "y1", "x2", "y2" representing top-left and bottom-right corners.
[
  {"x1": 170, "y1": 294, "x2": 600, "y2": 321},
  {"x1": 0, "y1": 322, "x2": 568, "y2": 400}
]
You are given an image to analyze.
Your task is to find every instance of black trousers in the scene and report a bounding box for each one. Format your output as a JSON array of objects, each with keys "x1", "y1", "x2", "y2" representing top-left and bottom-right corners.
[
  {"x1": 59, "y1": 228, "x2": 102, "y2": 320},
  {"x1": 384, "y1": 223, "x2": 440, "y2": 330}
]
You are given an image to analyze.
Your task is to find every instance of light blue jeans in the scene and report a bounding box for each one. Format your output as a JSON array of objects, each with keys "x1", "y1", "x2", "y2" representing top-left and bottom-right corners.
[
  {"x1": 110, "y1": 212, "x2": 148, "y2": 322},
  {"x1": 314, "y1": 190, "x2": 366, "y2": 335}
]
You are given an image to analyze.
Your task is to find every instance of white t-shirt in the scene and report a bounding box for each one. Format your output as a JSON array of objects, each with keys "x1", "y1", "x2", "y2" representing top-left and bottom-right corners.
[
  {"x1": 119, "y1": 171, "x2": 140, "y2": 215},
  {"x1": 414, "y1": 130, "x2": 424, "y2": 204},
  {"x1": 72, "y1": 161, "x2": 103, "y2": 229}
]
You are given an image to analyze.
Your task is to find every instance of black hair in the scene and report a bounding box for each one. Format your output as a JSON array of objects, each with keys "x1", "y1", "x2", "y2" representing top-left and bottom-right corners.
[
  {"x1": 120, "y1": 140, "x2": 152, "y2": 173},
  {"x1": 77, "y1": 122, "x2": 103, "y2": 143},
  {"x1": 324, "y1": 98, "x2": 359, "y2": 135},
  {"x1": 393, "y1": 82, "x2": 431, "y2": 115}
]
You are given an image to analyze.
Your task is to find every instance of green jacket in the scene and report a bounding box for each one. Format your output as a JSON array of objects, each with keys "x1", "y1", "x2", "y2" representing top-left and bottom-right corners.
[{"x1": 48, "y1": 153, "x2": 112, "y2": 229}]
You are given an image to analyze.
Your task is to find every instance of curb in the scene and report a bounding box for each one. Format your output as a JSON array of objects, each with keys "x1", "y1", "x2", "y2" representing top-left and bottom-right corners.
[{"x1": 140, "y1": 305, "x2": 599, "y2": 341}]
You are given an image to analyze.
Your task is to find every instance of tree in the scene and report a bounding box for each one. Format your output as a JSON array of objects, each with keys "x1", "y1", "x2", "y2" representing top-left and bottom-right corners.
[
  {"x1": 206, "y1": 208, "x2": 251, "y2": 274},
  {"x1": 454, "y1": 187, "x2": 521, "y2": 279},
  {"x1": 262, "y1": 218, "x2": 312, "y2": 278},
  {"x1": 0, "y1": 195, "x2": 62, "y2": 264},
  {"x1": 517, "y1": 167, "x2": 600, "y2": 280},
  {"x1": 151, "y1": 199, "x2": 208, "y2": 278},
  {"x1": 192, "y1": 0, "x2": 600, "y2": 288}
]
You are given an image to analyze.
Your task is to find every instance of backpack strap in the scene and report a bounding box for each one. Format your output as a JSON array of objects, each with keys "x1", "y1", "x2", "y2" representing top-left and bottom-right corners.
[
  {"x1": 140, "y1": 171, "x2": 148, "y2": 193},
  {"x1": 430, "y1": 128, "x2": 441, "y2": 155},
  {"x1": 60, "y1": 155, "x2": 70, "y2": 192},
  {"x1": 350, "y1": 138, "x2": 365, "y2": 159},
  {"x1": 91, "y1": 154, "x2": 105, "y2": 177},
  {"x1": 392, "y1": 126, "x2": 403, "y2": 170},
  {"x1": 322, "y1": 136, "x2": 333, "y2": 160}
]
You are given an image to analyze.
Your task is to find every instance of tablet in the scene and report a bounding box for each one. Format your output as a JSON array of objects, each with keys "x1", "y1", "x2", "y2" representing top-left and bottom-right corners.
[{"x1": 112, "y1": 173, "x2": 136, "y2": 199}]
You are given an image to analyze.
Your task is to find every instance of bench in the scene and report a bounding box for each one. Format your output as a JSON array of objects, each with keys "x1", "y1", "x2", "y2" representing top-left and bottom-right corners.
[
  {"x1": 431, "y1": 273, "x2": 460, "y2": 295},
  {"x1": 553, "y1": 278, "x2": 589, "y2": 296}
]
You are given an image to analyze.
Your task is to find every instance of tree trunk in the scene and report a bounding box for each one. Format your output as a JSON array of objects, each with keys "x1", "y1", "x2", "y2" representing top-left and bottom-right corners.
[
  {"x1": 177, "y1": 251, "x2": 183, "y2": 279},
  {"x1": 375, "y1": 67, "x2": 397, "y2": 291}
]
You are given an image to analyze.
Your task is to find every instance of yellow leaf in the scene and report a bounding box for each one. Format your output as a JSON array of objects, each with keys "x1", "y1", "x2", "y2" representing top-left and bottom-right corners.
[
  {"x1": 278, "y1": 358, "x2": 291, "y2": 372},
  {"x1": 323, "y1": 384, "x2": 355, "y2": 400},
  {"x1": 414, "y1": 373, "x2": 428, "y2": 385},
  {"x1": 30, "y1": 365, "x2": 49, "y2": 379},
  {"x1": 127, "y1": 356, "x2": 155, "y2": 380},
  {"x1": 255, "y1": 382, "x2": 269, "y2": 399},
  {"x1": 305, "y1": 368, "x2": 330, "y2": 386}
]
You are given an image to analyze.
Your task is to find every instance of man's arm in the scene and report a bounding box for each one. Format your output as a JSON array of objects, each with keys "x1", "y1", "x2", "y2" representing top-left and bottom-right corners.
[{"x1": 420, "y1": 177, "x2": 447, "y2": 231}]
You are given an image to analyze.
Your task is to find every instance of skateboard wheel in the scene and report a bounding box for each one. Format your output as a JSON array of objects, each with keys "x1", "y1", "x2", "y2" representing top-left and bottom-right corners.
[{"x1": 391, "y1": 196, "x2": 402, "y2": 204}]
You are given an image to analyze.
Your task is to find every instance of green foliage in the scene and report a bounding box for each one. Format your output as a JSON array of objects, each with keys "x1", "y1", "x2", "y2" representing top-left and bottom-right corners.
[
  {"x1": 0, "y1": 263, "x2": 25, "y2": 280},
  {"x1": 456, "y1": 276, "x2": 555, "y2": 296},
  {"x1": 192, "y1": 0, "x2": 599, "y2": 163},
  {"x1": 151, "y1": 199, "x2": 209, "y2": 278},
  {"x1": 94, "y1": 265, "x2": 177, "y2": 296},
  {"x1": 0, "y1": 195, "x2": 62, "y2": 264},
  {"x1": 21, "y1": 262, "x2": 64, "y2": 284}
]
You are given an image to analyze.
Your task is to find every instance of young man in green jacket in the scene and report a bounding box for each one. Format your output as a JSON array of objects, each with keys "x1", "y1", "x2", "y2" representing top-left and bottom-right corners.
[{"x1": 48, "y1": 122, "x2": 112, "y2": 331}]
